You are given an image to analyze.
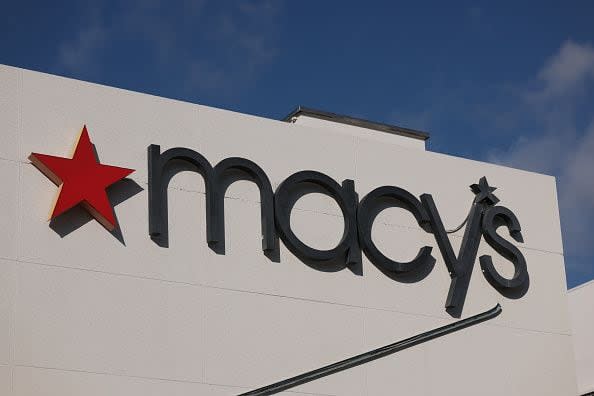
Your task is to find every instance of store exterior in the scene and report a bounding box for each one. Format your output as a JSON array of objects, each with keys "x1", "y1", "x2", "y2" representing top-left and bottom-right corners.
[{"x1": 0, "y1": 64, "x2": 581, "y2": 395}]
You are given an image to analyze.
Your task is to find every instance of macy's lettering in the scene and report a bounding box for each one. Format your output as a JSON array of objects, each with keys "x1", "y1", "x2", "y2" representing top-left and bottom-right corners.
[{"x1": 147, "y1": 145, "x2": 528, "y2": 315}]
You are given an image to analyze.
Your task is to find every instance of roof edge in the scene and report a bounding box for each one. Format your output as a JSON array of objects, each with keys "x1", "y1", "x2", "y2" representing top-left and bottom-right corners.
[
  {"x1": 282, "y1": 106, "x2": 430, "y2": 141},
  {"x1": 568, "y1": 278, "x2": 594, "y2": 293}
]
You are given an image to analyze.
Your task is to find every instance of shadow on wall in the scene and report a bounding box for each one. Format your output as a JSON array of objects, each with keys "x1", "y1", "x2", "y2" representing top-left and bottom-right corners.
[{"x1": 49, "y1": 178, "x2": 144, "y2": 245}]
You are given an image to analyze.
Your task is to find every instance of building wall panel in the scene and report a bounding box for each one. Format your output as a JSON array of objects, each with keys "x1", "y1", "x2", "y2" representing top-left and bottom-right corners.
[{"x1": 0, "y1": 64, "x2": 578, "y2": 395}]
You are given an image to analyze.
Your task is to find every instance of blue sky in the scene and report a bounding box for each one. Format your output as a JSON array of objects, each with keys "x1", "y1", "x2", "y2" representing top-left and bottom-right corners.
[{"x1": 2, "y1": 1, "x2": 594, "y2": 287}]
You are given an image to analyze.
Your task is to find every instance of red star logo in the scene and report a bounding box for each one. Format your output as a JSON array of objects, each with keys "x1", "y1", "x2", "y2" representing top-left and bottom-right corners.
[{"x1": 29, "y1": 125, "x2": 134, "y2": 231}]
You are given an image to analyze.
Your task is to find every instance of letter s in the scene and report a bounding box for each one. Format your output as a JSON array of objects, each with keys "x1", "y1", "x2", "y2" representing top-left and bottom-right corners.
[{"x1": 479, "y1": 206, "x2": 528, "y2": 290}]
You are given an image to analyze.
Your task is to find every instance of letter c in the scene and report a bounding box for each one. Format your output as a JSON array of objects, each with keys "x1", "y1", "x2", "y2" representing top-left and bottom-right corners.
[{"x1": 358, "y1": 186, "x2": 433, "y2": 273}]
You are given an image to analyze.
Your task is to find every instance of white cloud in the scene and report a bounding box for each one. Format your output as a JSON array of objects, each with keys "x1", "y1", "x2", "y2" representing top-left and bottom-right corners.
[
  {"x1": 528, "y1": 40, "x2": 594, "y2": 102},
  {"x1": 491, "y1": 41, "x2": 594, "y2": 269},
  {"x1": 58, "y1": 23, "x2": 108, "y2": 73},
  {"x1": 55, "y1": 0, "x2": 281, "y2": 95},
  {"x1": 492, "y1": 122, "x2": 594, "y2": 260},
  {"x1": 558, "y1": 121, "x2": 594, "y2": 258},
  {"x1": 57, "y1": 0, "x2": 109, "y2": 75},
  {"x1": 192, "y1": 0, "x2": 281, "y2": 85},
  {"x1": 489, "y1": 133, "x2": 570, "y2": 176}
]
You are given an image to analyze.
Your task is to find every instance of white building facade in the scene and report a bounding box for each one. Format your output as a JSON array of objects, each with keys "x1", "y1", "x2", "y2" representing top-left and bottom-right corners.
[
  {"x1": 0, "y1": 64, "x2": 580, "y2": 395},
  {"x1": 570, "y1": 280, "x2": 594, "y2": 396}
]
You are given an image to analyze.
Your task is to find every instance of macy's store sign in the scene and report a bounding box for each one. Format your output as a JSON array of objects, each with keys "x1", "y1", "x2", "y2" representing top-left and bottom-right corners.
[{"x1": 29, "y1": 125, "x2": 529, "y2": 315}]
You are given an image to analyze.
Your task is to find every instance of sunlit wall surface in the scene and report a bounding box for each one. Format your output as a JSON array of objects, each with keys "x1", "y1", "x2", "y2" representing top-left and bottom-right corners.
[{"x1": 0, "y1": 65, "x2": 577, "y2": 395}]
